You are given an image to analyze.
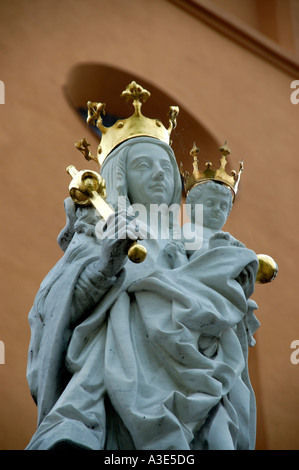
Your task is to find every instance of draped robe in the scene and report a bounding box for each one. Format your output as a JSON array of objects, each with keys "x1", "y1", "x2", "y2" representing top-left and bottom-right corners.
[{"x1": 26, "y1": 222, "x2": 259, "y2": 450}]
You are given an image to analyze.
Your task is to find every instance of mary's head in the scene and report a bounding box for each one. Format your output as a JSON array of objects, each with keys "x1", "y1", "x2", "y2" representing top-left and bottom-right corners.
[{"x1": 100, "y1": 137, "x2": 182, "y2": 211}]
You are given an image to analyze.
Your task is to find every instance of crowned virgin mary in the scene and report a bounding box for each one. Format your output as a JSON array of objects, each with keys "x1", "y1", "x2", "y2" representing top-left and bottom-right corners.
[{"x1": 26, "y1": 84, "x2": 260, "y2": 451}]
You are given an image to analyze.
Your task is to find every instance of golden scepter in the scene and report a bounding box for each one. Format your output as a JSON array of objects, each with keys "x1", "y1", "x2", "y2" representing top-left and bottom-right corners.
[{"x1": 66, "y1": 163, "x2": 147, "y2": 264}]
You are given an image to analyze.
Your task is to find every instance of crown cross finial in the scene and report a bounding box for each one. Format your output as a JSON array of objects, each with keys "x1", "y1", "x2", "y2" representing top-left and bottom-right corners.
[
  {"x1": 87, "y1": 101, "x2": 106, "y2": 133},
  {"x1": 75, "y1": 137, "x2": 98, "y2": 163},
  {"x1": 121, "y1": 81, "x2": 151, "y2": 103},
  {"x1": 190, "y1": 142, "x2": 200, "y2": 158},
  {"x1": 219, "y1": 140, "x2": 231, "y2": 157},
  {"x1": 121, "y1": 81, "x2": 150, "y2": 117},
  {"x1": 219, "y1": 140, "x2": 230, "y2": 170},
  {"x1": 168, "y1": 106, "x2": 179, "y2": 130},
  {"x1": 190, "y1": 142, "x2": 200, "y2": 173}
]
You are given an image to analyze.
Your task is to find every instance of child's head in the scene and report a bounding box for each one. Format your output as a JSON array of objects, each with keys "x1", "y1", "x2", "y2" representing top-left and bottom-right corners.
[{"x1": 186, "y1": 181, "x2": 233, "y2": 230}]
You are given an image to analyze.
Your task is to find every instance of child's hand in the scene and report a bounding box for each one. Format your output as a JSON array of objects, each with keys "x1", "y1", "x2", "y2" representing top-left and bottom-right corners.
[{"x1": 209, "y1": 231, "x2": 232, "y2": 249}]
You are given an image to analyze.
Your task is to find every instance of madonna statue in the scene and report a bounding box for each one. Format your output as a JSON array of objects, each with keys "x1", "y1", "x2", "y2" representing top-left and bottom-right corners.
[{"x1": 26, "y1": 83, "x2": 260, "y2": 450}]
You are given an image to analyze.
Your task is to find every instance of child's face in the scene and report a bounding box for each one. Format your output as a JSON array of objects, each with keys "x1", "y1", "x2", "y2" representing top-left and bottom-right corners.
[{"x1": 190, "y1": 186, "x2": 231, "y2": 230}]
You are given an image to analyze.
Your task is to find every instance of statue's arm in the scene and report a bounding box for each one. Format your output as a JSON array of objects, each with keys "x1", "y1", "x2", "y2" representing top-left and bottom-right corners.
[
  {"x1": 209, "y1": 231, "x2": 257, "y2": 299},
  {"x1": 235, "y1": 262, "x2": 256, "y2": 299},
  {"x1": 71, "y1": 210, "x2": 142, "y2": 323},
  {"x1": 71, "y1": 261, "x2": 118, "y2": 324}
]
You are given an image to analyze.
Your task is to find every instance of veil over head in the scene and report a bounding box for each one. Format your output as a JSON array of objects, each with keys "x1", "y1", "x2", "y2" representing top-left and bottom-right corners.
[{"x1": 100, "y1": 136, "x2": 182, "y2": 210}]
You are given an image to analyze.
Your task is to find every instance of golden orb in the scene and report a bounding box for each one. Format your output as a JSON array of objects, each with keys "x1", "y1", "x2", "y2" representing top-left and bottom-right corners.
[
  {"x1": 128, "y1": 242, "x2": 147, "y2": 264},
  {"x1": 256, "y1": 254, "x2": 278, "y2": 284}
]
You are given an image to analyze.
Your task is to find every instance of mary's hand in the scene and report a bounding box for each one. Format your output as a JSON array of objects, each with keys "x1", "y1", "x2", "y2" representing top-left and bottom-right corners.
[
  {"x1": 236, "y1": 262, "x2": 256, "y2": 299},
  {"x1": 96, "y1": 210, "x2": 146, "y2": 278}
]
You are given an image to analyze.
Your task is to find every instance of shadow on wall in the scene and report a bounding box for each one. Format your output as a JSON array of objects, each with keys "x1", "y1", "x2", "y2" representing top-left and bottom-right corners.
[{"x1": 63, "y1": 63, "x2": 224, "y2": 179}]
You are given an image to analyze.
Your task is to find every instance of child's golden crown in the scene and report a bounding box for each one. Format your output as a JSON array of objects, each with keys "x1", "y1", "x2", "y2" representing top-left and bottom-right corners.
[
  {"x1": 180, "y1": 142, "x2": 244, "y2": 201},
  {"x1": 78, "y1": 81, "x2": 179, "y2": 166}
]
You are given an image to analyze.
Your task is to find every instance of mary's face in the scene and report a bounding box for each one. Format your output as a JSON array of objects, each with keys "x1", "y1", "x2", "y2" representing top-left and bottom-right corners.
[{"x1": 126, "y1": 142, "x2": 175, "y2": 209}]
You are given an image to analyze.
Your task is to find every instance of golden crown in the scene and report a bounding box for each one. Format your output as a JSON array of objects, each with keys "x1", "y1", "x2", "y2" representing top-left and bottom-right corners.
[
  {"x1": 76, "y1": 81, "x2": 179, "y2": 167},
  {"x1": 180, "y1": 142, "x2": 244, "y2": 201}
]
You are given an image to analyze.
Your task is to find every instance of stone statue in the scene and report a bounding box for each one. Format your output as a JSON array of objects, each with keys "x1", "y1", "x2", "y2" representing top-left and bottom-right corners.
[
  {"x1": 186, "y1": 180, "x2": 256, "y2": 295},
  {"x1": 26, "y1": 82, "x2": 275, "y2": 450},
  {"x1": 164, "y1": 176, "x2": 260, "y2": 449}
]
